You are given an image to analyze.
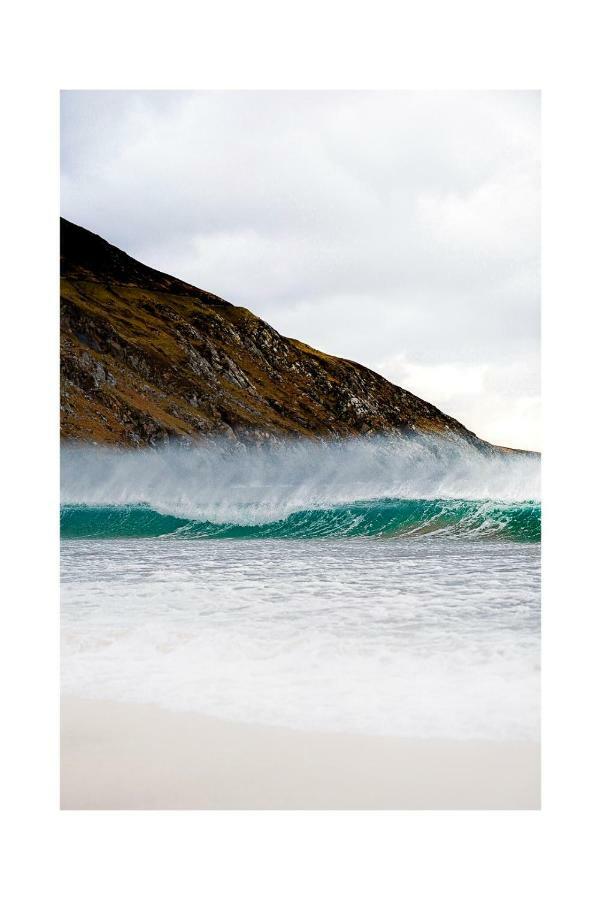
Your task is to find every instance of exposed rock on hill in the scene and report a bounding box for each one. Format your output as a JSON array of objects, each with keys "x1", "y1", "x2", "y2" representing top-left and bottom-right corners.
[{"x1": 60, "y1": 218, "x2": 492, "y2": 449}]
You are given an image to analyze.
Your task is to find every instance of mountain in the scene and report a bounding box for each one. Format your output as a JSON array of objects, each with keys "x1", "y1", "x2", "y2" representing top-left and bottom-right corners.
[{"x1": 60, "y1": 218, "x2": 495, "y2": 450}]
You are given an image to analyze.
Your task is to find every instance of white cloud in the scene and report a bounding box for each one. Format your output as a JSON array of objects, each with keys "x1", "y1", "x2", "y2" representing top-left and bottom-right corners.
[
  {"x1": 377, "y1": 355, "x2": 541, "y2": 451},
  {"x1": 416, "y1": 166, "x2": 539, "y2": 262},
  {"x1": 61, "y1": 90, "x2": 540, "y2": 449}
]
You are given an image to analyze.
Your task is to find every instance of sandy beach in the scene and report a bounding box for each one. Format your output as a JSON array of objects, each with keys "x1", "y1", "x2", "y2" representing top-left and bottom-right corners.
[{"x1": 61, "y1": 698, "x2": 540, "y2": 810}]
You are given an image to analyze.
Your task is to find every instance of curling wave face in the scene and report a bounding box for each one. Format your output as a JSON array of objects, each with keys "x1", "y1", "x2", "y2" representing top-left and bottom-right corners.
[
  {"x1": 60, "y1": 498, "x2": 540, "y2": 541},
  {"x1": 61, "y1": 434, "x2": 540, "y2": 542}
]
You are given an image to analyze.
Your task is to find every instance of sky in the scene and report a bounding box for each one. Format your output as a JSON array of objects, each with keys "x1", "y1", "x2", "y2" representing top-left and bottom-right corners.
[{"x1": 61, "y1": 91, "x2": 540, "y2": 450}]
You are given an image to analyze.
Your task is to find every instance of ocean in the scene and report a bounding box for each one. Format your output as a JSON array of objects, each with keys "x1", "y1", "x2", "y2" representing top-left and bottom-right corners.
[{"x1": 60, "y1": 435, "x2": 541, "y2": 742}]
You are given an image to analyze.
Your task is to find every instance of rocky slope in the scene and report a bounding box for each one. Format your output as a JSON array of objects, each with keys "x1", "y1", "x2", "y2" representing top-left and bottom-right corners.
[{"x1": 60, "y1": 218, "x2": 494, "y2": 449}]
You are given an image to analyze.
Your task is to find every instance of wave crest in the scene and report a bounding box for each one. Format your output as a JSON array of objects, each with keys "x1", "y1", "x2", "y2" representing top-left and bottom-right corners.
[{"x1": 61, "y1": 434, "x2": 540, "y2": 529}]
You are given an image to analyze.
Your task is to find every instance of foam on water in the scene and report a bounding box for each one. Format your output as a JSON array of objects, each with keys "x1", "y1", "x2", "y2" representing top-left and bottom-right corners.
[{"x1": 61, "y1": 537, "x2": 540, "y2": 740}]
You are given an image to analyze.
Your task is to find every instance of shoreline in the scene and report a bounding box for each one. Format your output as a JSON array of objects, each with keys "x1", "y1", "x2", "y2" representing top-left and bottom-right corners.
[{"x1": 61, "y1": 697, "x2": 540, "y2": 810}]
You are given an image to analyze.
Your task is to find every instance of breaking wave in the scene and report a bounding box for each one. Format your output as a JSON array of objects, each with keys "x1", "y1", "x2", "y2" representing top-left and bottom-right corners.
[
  {"x1": 60, "y1": 435, "x2": 540, "y2": 542},
  {"x1": 60, "y1": 498, "x2": 540, "y2": 541}
]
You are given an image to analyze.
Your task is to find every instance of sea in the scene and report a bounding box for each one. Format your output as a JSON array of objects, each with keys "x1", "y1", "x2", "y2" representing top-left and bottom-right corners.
[{"x1": 60, "y1": 434, "x2": 541, "y2": 742}]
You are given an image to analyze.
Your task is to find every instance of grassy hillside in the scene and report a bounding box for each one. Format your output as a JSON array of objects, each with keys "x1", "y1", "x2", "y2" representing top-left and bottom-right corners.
[{"x1": 60, "y1": 218, "x2": 488, "y2": 448}]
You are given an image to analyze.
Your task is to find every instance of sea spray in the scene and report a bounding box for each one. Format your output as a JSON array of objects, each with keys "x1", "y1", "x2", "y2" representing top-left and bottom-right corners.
[{"x1": 61, "y1": 433, "x2": 540, "y2": 528}]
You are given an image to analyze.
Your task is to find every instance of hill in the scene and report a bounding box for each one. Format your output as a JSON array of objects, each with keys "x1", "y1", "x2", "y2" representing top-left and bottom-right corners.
[{"x1": 60, "y1": 218, "x2": 494, "y2": 449}]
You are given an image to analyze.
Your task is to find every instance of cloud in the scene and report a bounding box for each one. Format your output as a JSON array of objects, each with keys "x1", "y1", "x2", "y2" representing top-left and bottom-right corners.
[
  {"x1": 377, "y1": 355, "x2": 541, "y2": 451},
  {"x1": 61, "y1": 90, "x2": 540, "y2": 449}
]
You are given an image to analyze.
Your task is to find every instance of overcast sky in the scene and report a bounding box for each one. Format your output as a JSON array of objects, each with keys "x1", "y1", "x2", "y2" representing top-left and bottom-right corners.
[{"x1": 61, "y1": 91, "x2": 540, "y2": 450}]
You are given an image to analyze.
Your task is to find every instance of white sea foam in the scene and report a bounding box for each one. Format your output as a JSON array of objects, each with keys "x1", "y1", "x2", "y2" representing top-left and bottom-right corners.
[{"x1": 61, "y1": 536, "x2": 540, "y2": 741}]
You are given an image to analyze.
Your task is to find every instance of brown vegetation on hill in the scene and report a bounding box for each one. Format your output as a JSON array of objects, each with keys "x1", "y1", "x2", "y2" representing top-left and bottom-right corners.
[{"x1": 60, "y1": 218, "x2": 491, "y2": 449}]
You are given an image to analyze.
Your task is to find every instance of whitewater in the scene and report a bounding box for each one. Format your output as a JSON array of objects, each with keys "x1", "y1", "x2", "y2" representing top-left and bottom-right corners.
[{"x1": 61, "y1": 435, "x2": 540, "y2": 741}]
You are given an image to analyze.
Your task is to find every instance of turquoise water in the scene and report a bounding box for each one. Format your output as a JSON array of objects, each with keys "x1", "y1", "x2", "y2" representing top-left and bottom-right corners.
[{"x1": 60, "y1": 498, "x2": 540, "y2": 542}]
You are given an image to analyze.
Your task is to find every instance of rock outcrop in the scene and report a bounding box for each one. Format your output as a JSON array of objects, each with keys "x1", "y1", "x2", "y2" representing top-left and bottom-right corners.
[{"x1": 60, "y1": 218, "x2": 494, "y2": 449}]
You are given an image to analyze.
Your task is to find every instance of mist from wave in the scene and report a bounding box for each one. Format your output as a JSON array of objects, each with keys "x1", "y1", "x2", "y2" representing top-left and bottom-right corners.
[{"x1": 60, "y1": 434, "x2": 540, "y2": 531}]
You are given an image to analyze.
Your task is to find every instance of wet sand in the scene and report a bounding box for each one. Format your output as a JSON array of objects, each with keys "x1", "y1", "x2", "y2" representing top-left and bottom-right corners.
[{"x1": 61, "y1": 698, "x2": 540, "y2": 810}]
